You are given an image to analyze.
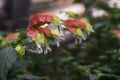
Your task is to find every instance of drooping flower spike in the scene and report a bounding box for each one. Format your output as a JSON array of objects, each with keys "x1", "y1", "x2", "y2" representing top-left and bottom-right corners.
[
  {"x1": 65, "y1": 18, "x2": 94, "y2": 43},
  {"x1": 27, "y1": 14, "x2": 65, "y2": 54},
  {"x1": 59, "y1": 11, "x2": 94, "y2": 43}
]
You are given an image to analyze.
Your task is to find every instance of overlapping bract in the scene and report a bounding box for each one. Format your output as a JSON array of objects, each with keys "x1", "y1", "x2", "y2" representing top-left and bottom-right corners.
[
  {"x1": 29, "y1": 14, "x2": 54, "y2": 28},
  {"x1": 65, "y1": 18, "x2": 94, "y2": 40},
  {"x1": 65, "y1": 19, "x2": 86, "y2": 37}
]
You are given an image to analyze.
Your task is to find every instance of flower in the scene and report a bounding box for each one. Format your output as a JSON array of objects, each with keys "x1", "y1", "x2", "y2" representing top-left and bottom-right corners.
[
  {"x1": 65, "y1": 18, "x2": 94, "y2": 43},
  {"x1": 114, "y1": 29, "x2": 120, "y2": 38},
  {"x1": 26, "y1": 27, "x2": 50, "y2": 54},
  {"x1": 27, "y1": 14, "x2": 64, "y2": 54},
  {"x1": 26, "y1": 27, "x2": 47, "y2": 44},
  {"x1": 5, "y1": 33, "x2": 19, "y2": 41},
  {"x1": 26, "y1": 27, "x2": 38, "y2": 40},
  {"x1": 65, "y1": 19, "x2": 86, "y2": 37}
]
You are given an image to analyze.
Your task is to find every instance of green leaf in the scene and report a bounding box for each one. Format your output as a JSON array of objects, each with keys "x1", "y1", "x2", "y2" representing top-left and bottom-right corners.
[
  {"x1": 67, "y1": 11, "x2": 78, "y2": 19},
  {"x1": 0, "y1": 35, "x2": 3, "y2": 40},
  {"x1": 89, "y1": 74, "x2": 99, "y2": 80},
  {"x1": 0, "y1": 46, "x2": 17, "y2": 80}
]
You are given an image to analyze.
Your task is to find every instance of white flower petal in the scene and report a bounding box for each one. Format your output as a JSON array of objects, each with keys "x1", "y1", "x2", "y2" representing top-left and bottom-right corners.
[
  {"x1": 78, "y1": 38, "x2": 82, "y2": 43},
  {"x1": 44, "y1": 47, "x2": 48, "y2": 54},
  {"x1": 47, "y1": 46, "x2": 52, "y2": 52},
  {"x1": 37, "y1": 48, "x2": 43, "y2": 54},
  {"x1": 56, "y1": 41, "x2": 60, "y2": 47}
]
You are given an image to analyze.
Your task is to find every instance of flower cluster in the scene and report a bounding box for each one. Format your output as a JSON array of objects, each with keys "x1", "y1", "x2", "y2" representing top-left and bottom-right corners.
[
  {"x1": 1, "y1": 13, "x2": 93, "y2": 54},
  {"x1": 26, "y1": 13, "x2": 94, "y2": 54}
]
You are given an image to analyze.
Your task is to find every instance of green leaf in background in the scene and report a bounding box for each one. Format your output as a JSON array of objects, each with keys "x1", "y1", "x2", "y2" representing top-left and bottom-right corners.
[
  {"x1": 0, "y1": 46, "x2": 17, "y2": 80},
  {"x1": 89, "y1": 74, "x2": 99, "y2": 80},
  {"x1": 67, "y1": 11, "x2": 78, "y2": 19},
  {"x1": 0, "y1": 35, "x2": 3, "y2": 40},
  {"x1": 16, "y1": 74, "x2": 48, "y2": 80}
]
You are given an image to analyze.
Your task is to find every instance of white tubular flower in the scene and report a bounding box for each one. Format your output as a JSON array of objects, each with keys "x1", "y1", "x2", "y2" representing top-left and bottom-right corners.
[
  {"x1": 36, "y1": 43, "x2": 43, "y2": 54},
  {"x1": 56, "y1": 41, "x2": 60, "y2": 47}
]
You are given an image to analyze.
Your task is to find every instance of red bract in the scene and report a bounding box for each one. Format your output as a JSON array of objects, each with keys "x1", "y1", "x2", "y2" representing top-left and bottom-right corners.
[
  {"x1": 65, "y1": 19, "x2": 86, "y2": 33},
  {"x1": 6, "y1": 33, "x2": 19, "y2": 41},
  {"x1": 29, "y1": 14, "x2": 54, "y2": 28},
  {"x1": 67, "y1": 27, "x2": 77, "y2": 34},
  {"x1": 65, "y1": 19, "x2": 86, "y2": 29},
  {"x1": 38, "y1": 27, "x2": 52, "y2": 37},
  {"x1": 26, "y1": 27, "x2": 37, "y2": 39}
]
